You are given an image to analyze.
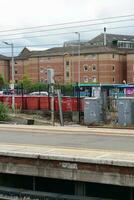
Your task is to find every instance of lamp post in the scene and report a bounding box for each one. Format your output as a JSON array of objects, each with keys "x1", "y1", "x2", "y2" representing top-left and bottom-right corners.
[
  {"x1": 3, "y1": 42, "x2": 15, "y2": 112},
  {"x1": 75, "y1": 32, "x2": 80, "y2": 85},
  {"x1": 75, "y1": 32, "x2": 81, "y2": 123}
]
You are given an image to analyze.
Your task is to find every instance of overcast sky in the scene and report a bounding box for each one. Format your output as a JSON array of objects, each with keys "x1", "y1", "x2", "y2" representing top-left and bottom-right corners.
[{"x1": 0, "y1": 0, "x2": 134, "y2": 55}]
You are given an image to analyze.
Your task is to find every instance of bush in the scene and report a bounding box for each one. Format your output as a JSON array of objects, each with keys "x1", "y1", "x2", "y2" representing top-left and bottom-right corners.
[{"x1": 0, "y1": 102, "x2": 9, "y2": 121}]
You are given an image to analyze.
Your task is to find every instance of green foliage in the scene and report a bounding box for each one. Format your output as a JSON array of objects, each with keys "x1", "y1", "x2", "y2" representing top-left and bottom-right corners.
[
  {"x1": 30, "y1": 82, "x2": 48, "y2": 92},
  {"x1": 19, "y1": 75, "x2": 32, "y2": 92},
  {"x1": 80, "y1": 82, "x2": 99, "y2": 84},
  {"x1": 0, "y1": 102, "x2": 9, "y2": 121},
  {"x1": 61, "y1": 84, "x2": 73, "y2": 96},
  {"x1": 0, "y1": 74, "x2": 5, "y2": 89},
  {"x1": 17, "y1": 79, "x2": 74, "y2": 96}
]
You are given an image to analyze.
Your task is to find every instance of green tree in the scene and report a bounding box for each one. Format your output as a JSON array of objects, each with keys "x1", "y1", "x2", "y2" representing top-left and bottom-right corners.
[
  {"x1": 61, "y1": 84, "x2": 73, "y2": 96},
  {"x1": 0, "y1": 74, "x2": 5, "y2": 89},
  {"x1": 31, "y1": 82, "x2": 48, "y2": 92},
  {"x1": 19, "y1": 75, "x2": 32, "y2": 93},
  {"x1": 0, "y1": 102, "x2": 9, "y2": 121}
]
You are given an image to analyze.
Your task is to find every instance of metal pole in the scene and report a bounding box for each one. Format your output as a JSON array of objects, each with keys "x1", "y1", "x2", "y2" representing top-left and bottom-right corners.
[
  {"x1": 78, "y1": 33, "x2": 80, "y2": 86},
  {"x1": 57, "y1": 89, "x2": 64, "y2": 126},
  {"x1": 3, "y1": 41, "x2": 15, "y2": 112},
  {"x1": 75, "y1": 33, "x2": 81, "y2": 123},
  {"x1": 11, "y1": 43, "x2": 15, "y2": 112},
  {"x1": 51, "y1": 84, "x2": 55, "y2": 126},
  {"x1": 75, "y1": 32, "x2": 80, "y2": 86}
]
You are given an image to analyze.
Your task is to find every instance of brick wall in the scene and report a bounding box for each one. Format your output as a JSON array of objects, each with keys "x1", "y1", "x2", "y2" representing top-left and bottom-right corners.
[
  {"x1": 127, "y1": 54, "x2": 134, "y2": 84},
  {"x1": 5, "y1": 52, "x2": 128, "y2": 85}
]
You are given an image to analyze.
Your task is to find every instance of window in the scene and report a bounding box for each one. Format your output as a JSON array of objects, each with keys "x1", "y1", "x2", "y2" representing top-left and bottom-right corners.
[
  {"x1": 83, "y1": 76, "x2": 88, "y2": 83},
  {"x1": 92, "y1": 64, "x2": 96, "y2": 71},
  {"x1": 65, "y1": 61, "x2": 70, "y2": 80},
  {"x1": 133, "y1": 65, "x2": 134, "y2": 71},
  {"x1": 118, "y1": 41, "x2": 134, "y2": 49},
  {"x1": 113, "y1": 77, "x2": 115, "y2": 83},
  {"x1": 83, "y1": 64, "x2": 89, "y2": 71},
  {"x1": 44, "y1": 68, "x2": 47, "y2": 74},
  {"x1": 66, "y1": 61, "x2": 69, "y2": 65},
  {"x1": 15, "y1": 80, "x2": 18, "y2": 83},
  {"x1": 112, "y1": 65, "x2": 115, "y2": 71},
  {"x1": 15, "y1": 69, "x2": 18, "y2": 74},
  {"x1": 66, "y1": 71, "x2": 69, "y2": 78},
  {"x1": 40, "y1": 67, "x2": 44, "y2": 73},
  {"x1": 92, "y1": 77, "x2": 97, "y2": 83},
  {"x1": 112, "y1": 54, "x2": 115, "y2": 59}
]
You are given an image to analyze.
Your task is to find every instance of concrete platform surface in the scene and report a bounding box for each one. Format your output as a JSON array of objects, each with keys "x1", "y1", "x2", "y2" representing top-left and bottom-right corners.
[{"x1": 0, "y1": 143, "x2": 134, "y2": 167}]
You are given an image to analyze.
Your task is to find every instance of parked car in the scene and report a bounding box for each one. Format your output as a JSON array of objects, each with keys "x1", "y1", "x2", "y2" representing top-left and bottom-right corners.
[
  {"x1": 29, "y1": 91, "x2": 48, "y2": 96},
  {"x1": 0, "y1": 91, "x2": 3, "y2": 95}
]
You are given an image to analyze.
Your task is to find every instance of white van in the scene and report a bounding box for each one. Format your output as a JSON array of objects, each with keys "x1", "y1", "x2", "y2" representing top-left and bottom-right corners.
[
  {"x1": 29, "y1": 91, "x2": 48, "y2": 96},
  {"x1": 0, "y1": 91, "x2": 4, "y2": 95}
]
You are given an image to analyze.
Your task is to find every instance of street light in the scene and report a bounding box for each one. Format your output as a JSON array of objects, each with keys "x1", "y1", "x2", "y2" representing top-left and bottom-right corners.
[
  {"x1": 75, "y1": 32, "x2": 81, "y2": 123},
  {"x1": 3, "y1": 42, "x2": 15, "y2": 112},
  {"x1": 75, "y1": 32, "x2": 80, "y2": 85}
]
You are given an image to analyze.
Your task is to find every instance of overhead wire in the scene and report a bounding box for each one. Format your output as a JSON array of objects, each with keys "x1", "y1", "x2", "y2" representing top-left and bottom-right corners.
[
  {"x1": 0, "y1": 17, "x2": 134, "y2": 40},
  {"x1": 0, "y1": 15, "x2": 134, "y2": 56},
  {"x1": 0, "y1": 14, "x2": 133, "y2": 33},
  {"x1": 1, "y1": 24, "x2": 134, "y2": 42},
  {"x1": 0, "y1": 23, "x2": 134, "y2": 54}
]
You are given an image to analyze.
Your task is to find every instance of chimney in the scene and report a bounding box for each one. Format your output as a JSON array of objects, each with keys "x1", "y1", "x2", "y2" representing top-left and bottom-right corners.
[{"x1": 104, "y1": 27, "x2": 107, "y2": 46}]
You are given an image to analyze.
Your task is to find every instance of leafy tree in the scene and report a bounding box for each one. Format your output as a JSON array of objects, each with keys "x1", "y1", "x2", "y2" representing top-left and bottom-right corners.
[
  {"x1": 0, "y1": 74, "x2": 5, "y2": 89},
  {"x1": 61, "y1": 84, "x2": 73, "y2": 96},
  {"x1": 19, "y1": 75, "x2": 32, "y2": 93},
  {"x1": 31, "y1": 82, "x2": 48, "y2": 92},
  {"x1": 0, "y1": 102, "x2": 9, "y2": 121}
]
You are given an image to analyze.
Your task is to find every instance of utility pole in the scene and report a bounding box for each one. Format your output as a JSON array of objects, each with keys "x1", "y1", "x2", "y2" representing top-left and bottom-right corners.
[
  {"x1": 75, "y1": 32, "x2": 81, "y2": 123},
  {"x1": 57, "y1": 89, "x2": 64, "y2": 126},
  {"x1": 75, "y1": 32, "x2": 80, "y2": 86},
  {"x1": 3, "y1": 42, "x2": 15, "y2": 112}
]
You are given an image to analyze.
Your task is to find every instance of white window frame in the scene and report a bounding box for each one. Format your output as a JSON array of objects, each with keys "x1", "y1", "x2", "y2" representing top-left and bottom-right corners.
[
  {"x1": 83, "y1": 64, "x2": 89, "y2": 72},
  {"x1": 83, "y1": 76, "x2": 89, "y2": 83},
  {"x1": 92, "y1": 76, "x2": 97, "y2": 83},
  {"x1": 40, "y1": 67, "x2": 44, "y2": 73}
]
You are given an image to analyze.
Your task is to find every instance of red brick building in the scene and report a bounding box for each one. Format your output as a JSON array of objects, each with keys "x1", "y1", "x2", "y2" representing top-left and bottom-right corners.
[
  {"x1": 12, "y1": 45, "x2": 127, "y2": 85},
  {"x1": 0, "y1": 55, "x2": 10, "y2": 84},
  {"x1": 127, "y1": 52, "x2": 134, "y2": 84},
  {"x1": 1, "y1": 33, "x2": 134, "y2": 85}
]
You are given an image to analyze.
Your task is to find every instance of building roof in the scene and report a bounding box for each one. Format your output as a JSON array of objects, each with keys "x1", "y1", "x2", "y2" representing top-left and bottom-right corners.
[
  {"x1": 17, "y1": 45, "x2": 125, "y2": 59},
  {"x1": 88, "y1": 33, "x2": 134, "y2": 45},
  {"x1": 16, "y1": 47, "x2": 32, "y2": 59},
  {"x1": 0, "y1": 54, "x2": 10, "y2": 60},
  {"x1": 4, "y1": 33, "x2": 134, "y2": 60}
]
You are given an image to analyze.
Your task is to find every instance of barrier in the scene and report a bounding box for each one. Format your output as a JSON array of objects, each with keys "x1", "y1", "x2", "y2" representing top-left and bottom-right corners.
[{"x1": 1, "y1": 95, "x2": 84, "y2": 112}]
